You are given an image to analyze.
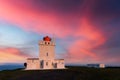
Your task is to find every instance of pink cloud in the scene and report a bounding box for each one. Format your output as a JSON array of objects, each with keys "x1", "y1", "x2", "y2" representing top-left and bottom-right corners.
[
  {"x1": 0, "y1": 48, "x2": 29, "y2": 63},
  {"x1": 0, "y1": 0, "x2": 111, "y2": 64},
  {"x1": 65, "y1": 17, "x2": 106, "y2": 63},
  {"x1": 0, "y1": 0, "x2": 73, "y2": 38}
]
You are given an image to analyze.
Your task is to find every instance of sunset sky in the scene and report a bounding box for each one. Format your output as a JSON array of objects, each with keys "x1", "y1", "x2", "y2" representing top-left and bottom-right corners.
[{"x1": 0, "y1": 0, "x2": 120, "y2": 65}]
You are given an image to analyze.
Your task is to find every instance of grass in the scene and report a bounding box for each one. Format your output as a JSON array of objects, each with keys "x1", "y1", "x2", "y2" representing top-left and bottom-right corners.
[{"x1": 0, "y1": 66, "x2": 120, "y2": 80}]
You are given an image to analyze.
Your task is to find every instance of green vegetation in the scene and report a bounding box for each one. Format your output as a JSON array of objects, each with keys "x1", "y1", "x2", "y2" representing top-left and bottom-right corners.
[{"x1": 0, "y1": 66, "x2": 120, "y2": 80}]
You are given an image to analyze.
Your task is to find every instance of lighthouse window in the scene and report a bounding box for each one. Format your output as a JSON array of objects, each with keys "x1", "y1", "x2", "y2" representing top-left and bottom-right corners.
[
  {"x1": 46, "y1": 62, "x2": 48, "y2": 66},
  {"x1": 46, "y1": 53, "x2": 48, "y2": 56},
  {"x1": 45, "y1": 42, "x2": 47, "y2": 44},
  {"x1": 40, "y1": 61, "x2": 43, "y2": 66},
  {"x1": 48, "y1": 42, "x2": 50, "y2": 44}
]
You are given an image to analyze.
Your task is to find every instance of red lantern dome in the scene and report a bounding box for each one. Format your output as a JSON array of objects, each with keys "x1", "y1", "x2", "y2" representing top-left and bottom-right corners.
[{"x1": 43, "y1": 36, "x2": 51, "y2": 41}]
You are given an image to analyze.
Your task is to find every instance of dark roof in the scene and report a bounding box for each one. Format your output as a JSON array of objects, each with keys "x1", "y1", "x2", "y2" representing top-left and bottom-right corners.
[
  {"x1": 55, "y1": 59, "x2": 64, "y2": 60},
  {"x1": 27, "y1": 58, "x2": 39, "y2": 60},
  {"x1": 43, "y1": 36, "x2": 51, "y2": 41}
]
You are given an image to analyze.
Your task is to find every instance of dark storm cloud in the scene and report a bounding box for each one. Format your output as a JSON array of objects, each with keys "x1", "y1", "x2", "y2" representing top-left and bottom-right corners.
[
  {"x1": 34, "y1": 0, "x2": 84, "y2": 12},
  {"x1": 10, "y1": 0, "x2": 84, "y2": 14},
  {"x1": 85, "y1": 0, "x2": 120, "y2": 26},
  {"x1": 94, "y1": 31, "x2": 120, "y2": 50},
  {"x1": 92, "y1": 0, "x2": 120, "y2": 17},
  {"x1": 87, "y1": 0, "x2": 120, "y2": 44},
  {"x1": 8, "y1": 0, "x2": 120, "y2": 16}
]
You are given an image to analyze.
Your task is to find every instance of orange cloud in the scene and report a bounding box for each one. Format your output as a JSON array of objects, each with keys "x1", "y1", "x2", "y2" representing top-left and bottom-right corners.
[{"x1": 0, "y1": 48, "x2": 29, "y2": 63}]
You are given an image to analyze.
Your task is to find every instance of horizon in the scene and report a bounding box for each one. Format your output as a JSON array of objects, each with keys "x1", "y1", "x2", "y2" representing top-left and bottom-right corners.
[
  {"x1": 0, "y1": 0, "x2": 120, "y2": 66},
  {"x1": 0, "y1": 63, "x2": 120, "y2": 67}
]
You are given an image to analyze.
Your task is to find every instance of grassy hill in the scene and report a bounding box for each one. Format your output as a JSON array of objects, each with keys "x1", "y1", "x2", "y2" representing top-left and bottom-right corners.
[{"x1": 0, "y1": 66, "x2": 120, "y2": 80}]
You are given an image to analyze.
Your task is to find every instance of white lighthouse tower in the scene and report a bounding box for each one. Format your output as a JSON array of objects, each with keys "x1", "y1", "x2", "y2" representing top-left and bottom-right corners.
[
  {"x1": 39, "y1": 36, "x2": 55, "y2": 60},
  {"x1": 26, "y1": 36, "x2": 65, "y2": 70}
]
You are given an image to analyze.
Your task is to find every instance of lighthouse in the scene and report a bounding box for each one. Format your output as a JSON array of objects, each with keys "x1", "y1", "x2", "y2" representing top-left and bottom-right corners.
[
  {"x1": 39, "y1": 36, "x2": 55, "y2": 60},
  {"x1": 25, "y1": 36, "x2": 65, "y2": 70}
]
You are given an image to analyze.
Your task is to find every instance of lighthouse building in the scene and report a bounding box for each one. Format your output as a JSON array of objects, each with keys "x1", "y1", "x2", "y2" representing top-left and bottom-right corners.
[{"x1": 26, "y1": 36, "x2": 65, "y2": 70}]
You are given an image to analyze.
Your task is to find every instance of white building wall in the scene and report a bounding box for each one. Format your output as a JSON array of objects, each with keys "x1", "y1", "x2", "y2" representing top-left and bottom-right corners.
[
  {"x1": 99, "y1": 64, "x2": 105, "y2": 68},
  {"x1": 42, "y1": 60, "x2": 53, "y2": 69},
  {"x1": 54, "y1": 59, "x2": 65, "y2": 69},
  {"x1": 26, "y1": 59, "x2": 40, "y2": 70},
  {"x1": 87, "y1": 64, "x2": 105, "y2": 68}
]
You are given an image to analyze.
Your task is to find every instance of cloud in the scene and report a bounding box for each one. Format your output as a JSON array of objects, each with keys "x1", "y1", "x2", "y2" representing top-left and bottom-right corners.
[
  {"x1": 0, "y1": 0, "x2": 85, "y2": 38},
  {"x1": 0, "y1": 47, "x2": 29, "y2": 63},
  {"x1": 0, "y1": 0, "x2": 120, "y2": 64},
  {"x1": 64, "y1": 17, "x2": 106, "y2": 63}
]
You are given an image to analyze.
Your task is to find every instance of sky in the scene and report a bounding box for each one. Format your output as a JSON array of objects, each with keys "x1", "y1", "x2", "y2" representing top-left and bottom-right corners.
[{"x1": 0, "y1": 0, "x2": 120, "y2": 66}]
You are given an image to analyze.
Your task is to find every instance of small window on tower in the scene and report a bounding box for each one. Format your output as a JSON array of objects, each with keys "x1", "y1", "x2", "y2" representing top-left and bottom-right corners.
[
  {"x1": 46, "y1": 62, "x2": 48, "y2": 66},
  {"x1": 46, "y1": 53, "x2": 48, "y2": 56},
  {"x1": 45, "y1": 42, "x2": 47, "y2": 44},
  {"x1": 41, "y1": 61, "x2": 43, "y2": 66}
]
